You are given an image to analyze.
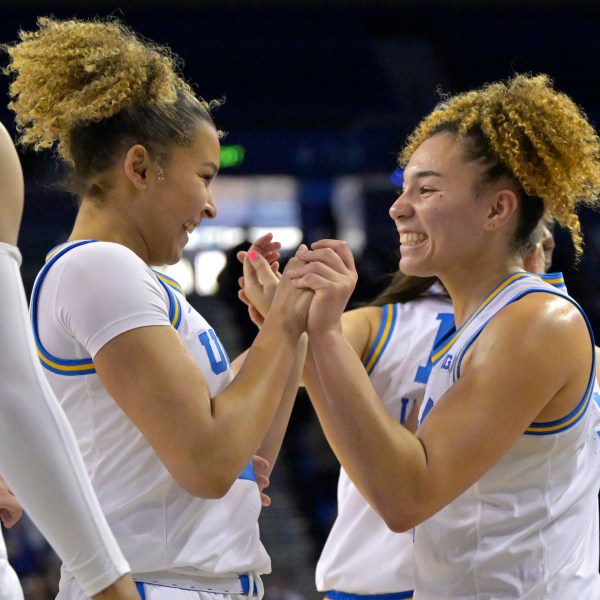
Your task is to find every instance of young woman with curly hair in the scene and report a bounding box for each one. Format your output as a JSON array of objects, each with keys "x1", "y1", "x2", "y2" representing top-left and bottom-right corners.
[
  {"x1": 3, "y1": 16, "x2": 310, "y2": 600},
  {"x1": 287, "y1": 74, "x2": 600, "y2": 598}
]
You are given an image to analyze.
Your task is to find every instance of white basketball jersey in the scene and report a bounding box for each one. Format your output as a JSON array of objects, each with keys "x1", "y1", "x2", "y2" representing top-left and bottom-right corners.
[
  {"x1": 316, "y1": 291, "x2": 453, "y2": 595},
  {"x1": 415, "y1": 272, "x2": 600, "y2": 599},
  {"x1": 30, "y1": 241, "x2": 270, "y2": 593}
]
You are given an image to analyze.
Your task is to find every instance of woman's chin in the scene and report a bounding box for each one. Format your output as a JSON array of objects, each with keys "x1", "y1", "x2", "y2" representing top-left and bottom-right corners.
[{"x1": 399, "y1": 257, "x2": 432, "y2": 278}]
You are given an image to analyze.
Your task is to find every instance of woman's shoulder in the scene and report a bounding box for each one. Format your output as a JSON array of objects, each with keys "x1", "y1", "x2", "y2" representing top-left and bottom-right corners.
[
  {"x1": 53, "y1": 241, "x2": 149, "y2": 273},
  {"x1": 45, "y1": 241, "x2": 158, "y2": 294},
  {"x1": 59, "y1": 240, "x2": 143, "y2": 260},
  {"x1": 341, "y1": 306, "x2": 387, "y2": 360}
]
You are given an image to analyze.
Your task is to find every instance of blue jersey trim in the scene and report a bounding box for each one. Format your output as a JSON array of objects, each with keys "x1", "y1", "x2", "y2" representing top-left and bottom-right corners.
[
  {"x1": 31, "y1": 241, "x2": 183, "y2": 375},
  {"x1": 431, "y1": 272, "x2": 566, "y2": 366},
  {"x1": 324, "y1": 591, "x2": 413, "y2": 600},
  {"x1": 507, "y1": 287, "x2": 596, "y2": 435},
  {"x1": 152, "y1": 270, "x2": 183, "y2": 330},
  {"x1": 152, "y1": 270, "x2": 186, "y2": 297},
  {"x1": 447, "y1": 283, "x2": 596, "y2": 436},
  {"x1": 363, "y1": 304, "x2": 397, "y2": 375},
  {"x1": 135, "y1": 582, "x2": 146, "y2": 600},
  {"x1": 526, "y1": 391, "x2": 592, "y2": 435},
  {"x1": 239, "y1": 575, "x2": 259, "y2": 595},
  {"x1": 535, "y1": 271, "x2": 566, "y2": 289},
  {"x1": 452, "y1": 322, "x2": 486, "y2": 383},
  {"x1": 431, "y1": 272, "x2": 532, "y2": 365},
  {"x1": 31, "y1": 240, "x2": 98, "y2": 376}
]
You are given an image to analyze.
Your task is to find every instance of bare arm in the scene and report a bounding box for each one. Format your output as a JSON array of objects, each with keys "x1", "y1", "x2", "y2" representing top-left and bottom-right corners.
[
  {"x1": 340, "y1": 306, "x2": 380, "y2": 361},
  {"x1": 232, "y1": 246, "x2": 377, "y2": 471},
  {"x1": 0, "y1": 122, "x2": 23, "y2": 246},
  {"x1": 231, "y1": 245, "x2": 307, "y2": 474},
  {"x1": 94, "y1": 255, "x2": 311, "y2": 499},
  {"x1": 232, "y1": 248, "x2": 378, "y2": 471},
  {"x1": 254, "y1": 334, "x2": 307, "y2": 473},
  {"x1": 293, "y1": 240, "x2": 591, "y2": 531}
]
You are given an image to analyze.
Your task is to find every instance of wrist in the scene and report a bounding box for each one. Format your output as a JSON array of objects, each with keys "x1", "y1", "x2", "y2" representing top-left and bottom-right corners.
[{"x1": 261, "y1": 311, "x2": 304, "y2": 345}]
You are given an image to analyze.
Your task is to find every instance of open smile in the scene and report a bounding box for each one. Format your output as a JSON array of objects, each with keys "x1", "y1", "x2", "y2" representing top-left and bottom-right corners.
[{"x1": 399, "y1": 232, "x2": 428, "y2": 246}]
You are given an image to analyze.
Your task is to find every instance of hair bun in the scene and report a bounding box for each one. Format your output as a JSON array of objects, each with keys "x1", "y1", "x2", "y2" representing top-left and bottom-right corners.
[{"x1": 4, "y1": 17, "x2": 184, "y2": 153}]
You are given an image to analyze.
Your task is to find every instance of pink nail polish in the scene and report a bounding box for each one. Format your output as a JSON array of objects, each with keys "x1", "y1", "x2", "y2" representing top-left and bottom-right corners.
[{"x1": 248, "y1": 251, "x2": 258, "y2": 261}]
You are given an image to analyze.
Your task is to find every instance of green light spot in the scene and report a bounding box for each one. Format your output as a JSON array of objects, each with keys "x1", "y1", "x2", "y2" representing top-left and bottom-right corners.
[{"x1": 220, "y1": 144, "x2": 246, "y2": 168}]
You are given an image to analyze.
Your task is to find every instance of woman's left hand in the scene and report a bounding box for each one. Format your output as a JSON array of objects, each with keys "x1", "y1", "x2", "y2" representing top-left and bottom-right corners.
[
  {"x1": 252, "y1": 455, "x2": 272, "y2": 507},
  {"x1": 0, "y1": 475, "x2": 23, "y2": 528}
]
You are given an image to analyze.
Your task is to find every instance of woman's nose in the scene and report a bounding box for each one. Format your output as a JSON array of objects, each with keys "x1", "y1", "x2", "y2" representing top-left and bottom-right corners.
[
  {"x1": 389, "y1": 190, "x2": 410, "y2": 220},
  {"x1": 204, "y1": 193, "x2": 217, "y2": 219}
]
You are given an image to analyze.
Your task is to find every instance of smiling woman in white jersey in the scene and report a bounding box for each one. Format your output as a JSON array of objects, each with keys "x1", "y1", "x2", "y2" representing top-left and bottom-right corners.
[
  {"x1": 314, "y1": 215, "x2": 558, "y2": 600},
  {"x1": 285, "y1": 74, "x2": 600, "y2": 598},
  {"x1": 236, "y1": 185, "x2": 559, "y2": 600},
  {"x1": 3, "y1": 16, "x2": 311, "y2": 600}
]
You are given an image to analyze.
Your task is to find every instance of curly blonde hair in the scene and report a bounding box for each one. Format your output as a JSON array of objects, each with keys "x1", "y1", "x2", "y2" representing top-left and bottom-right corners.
[
  {"x1": 399, "y1": 74, "x2": 600, "y2": 256},
  {"x1": 3, "y1": 16, "x2": 220, "y2": 195}
]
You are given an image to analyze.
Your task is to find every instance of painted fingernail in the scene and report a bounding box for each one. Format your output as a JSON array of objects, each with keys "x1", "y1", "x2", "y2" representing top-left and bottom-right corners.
[{"x1": 248, "y1": 251, "x2": 258, "y2": 261}]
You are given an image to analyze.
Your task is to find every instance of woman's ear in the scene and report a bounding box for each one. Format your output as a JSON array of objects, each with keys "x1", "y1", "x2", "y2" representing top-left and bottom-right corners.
[
  {"x1": 484, "y1": 188, "x2": 519, "y2": 230},
  {"x1": 123, "y1": 144, "x2": 152, "y2": 190}
]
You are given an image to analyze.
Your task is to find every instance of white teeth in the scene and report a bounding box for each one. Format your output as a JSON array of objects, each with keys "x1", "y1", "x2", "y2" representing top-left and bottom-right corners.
[
  {"x1": 400, "y1": 232, "x2": 427, "y2": 245},
  {"x1": 184, "y1": 224, "x2": 195, "y2": 234}
]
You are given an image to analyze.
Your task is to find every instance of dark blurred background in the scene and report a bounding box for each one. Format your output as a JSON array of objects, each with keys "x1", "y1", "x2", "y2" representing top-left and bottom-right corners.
[{"x1": 2, "y1": 1, "x2": 600, "y2": 598}]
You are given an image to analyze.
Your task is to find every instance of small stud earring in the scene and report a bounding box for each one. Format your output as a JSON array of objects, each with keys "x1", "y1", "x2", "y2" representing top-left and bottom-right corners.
[{"x1": 155, "y1": 165, "x2": 165, "y2": 182}]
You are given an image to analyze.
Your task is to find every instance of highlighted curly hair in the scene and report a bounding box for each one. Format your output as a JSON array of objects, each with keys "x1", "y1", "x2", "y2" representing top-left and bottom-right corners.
[
  {"x1": 399, "y1": 74, "x2": 600, "y2": 256},
  {"x1": 3, "y1": 16, "x2": 221, "y2": 196}
]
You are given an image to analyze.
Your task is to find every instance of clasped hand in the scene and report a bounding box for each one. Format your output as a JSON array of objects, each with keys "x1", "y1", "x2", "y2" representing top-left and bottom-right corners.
[{"x1": 237, "y1": 234, "x2": 357, "y2": 336}]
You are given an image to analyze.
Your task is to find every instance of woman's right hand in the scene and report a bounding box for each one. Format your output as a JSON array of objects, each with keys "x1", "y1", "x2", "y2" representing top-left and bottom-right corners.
[{"x1": 287, "y1": 239, "x2": 358, "y2": 336}]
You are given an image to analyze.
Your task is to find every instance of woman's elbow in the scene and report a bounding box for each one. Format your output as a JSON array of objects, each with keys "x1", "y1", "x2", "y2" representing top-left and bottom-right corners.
[
  {"x1": 373, "y1": 497, "x2": 424, "y2": 533},
  {"x1": 381, "y1": 512, "x2": 417, "y2": 533},
  {"x1": 170, "y1": 465, "x2": 239, "y2": 499}
]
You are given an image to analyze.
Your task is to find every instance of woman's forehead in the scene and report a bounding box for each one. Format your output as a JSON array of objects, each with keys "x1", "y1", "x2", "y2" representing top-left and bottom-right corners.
[{"x1": 405, "y1": 132, "x2": 469, "y2": 178}]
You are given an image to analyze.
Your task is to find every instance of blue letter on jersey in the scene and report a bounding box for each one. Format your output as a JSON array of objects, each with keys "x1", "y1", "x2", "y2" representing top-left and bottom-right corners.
[
  {"x1": 198, "y1": 329, "x2": 230, "y2": 375},
  {"x1": 414, "y1": 313, "x2": 454, "y2": 383},
  {"x1": 419, "y1": 397, "x2": 435, "y2": 426}
]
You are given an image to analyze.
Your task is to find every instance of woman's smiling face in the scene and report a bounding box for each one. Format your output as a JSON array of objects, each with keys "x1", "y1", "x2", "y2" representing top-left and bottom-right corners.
[
  {"x1": 143, "y1": 124, "x2": 221, "y2": 266},
  {"x1": 389, "y1": 131, "x2": 496, "y2": 278}
]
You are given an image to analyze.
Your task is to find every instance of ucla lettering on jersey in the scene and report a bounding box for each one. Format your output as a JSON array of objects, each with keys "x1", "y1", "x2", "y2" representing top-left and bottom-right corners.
[{"x1": 440, "y1": 354, "x2": 453, "y2": 371}]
